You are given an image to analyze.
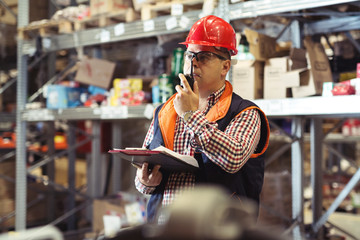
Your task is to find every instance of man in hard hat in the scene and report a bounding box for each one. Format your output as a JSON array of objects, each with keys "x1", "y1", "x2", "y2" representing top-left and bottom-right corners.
[{"x1": 135, "y1": 15, "x2": 270, "y2": 222}]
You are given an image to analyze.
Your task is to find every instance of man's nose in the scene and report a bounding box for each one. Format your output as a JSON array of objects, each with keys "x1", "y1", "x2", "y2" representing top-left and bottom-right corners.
[{"x1": 191, "y1": 57, "x2": 199, "y2": 67}]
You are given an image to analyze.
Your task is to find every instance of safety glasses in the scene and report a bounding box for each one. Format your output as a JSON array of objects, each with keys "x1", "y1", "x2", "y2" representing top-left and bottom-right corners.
[{"x1": 184, "y1": 51, "x2": 228, "y2": 64}]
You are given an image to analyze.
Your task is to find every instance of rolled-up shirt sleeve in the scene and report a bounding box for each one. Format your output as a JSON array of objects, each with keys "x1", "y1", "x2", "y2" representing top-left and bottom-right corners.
[{"x1": 135, "y1": 176, "x2": 156, "y2": 195}]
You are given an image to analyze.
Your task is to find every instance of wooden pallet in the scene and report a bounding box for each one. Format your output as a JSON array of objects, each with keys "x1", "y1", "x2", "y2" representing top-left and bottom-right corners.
[
  {"x1": 18, "y1": 20, "x2": 74, "y2": 40},
  {"x1": 74, "y1": 8, "x2": 138, "y2": 31},
  {"x1": 18, "y1": 8, "x2": 138, "y2": 39},
  {"x1": 141, "y1": 0, "x2": 211, "y2": 21}
]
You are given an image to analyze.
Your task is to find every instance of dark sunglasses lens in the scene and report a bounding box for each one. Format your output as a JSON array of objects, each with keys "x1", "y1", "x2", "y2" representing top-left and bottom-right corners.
[{"x1": 197, "y1": 52, "x2": 212, "y2": 63}]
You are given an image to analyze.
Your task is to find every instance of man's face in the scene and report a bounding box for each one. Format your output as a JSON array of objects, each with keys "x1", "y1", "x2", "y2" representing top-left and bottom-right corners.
[{"x1": 184, "y1": 44, "x2": 230, "y2": 96}]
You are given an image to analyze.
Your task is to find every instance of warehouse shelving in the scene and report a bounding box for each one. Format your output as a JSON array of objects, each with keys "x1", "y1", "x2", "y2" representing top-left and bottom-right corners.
[
  {"x1": 19, "y1": 95, "x2": 360, "y2": 121},
  {"x1": 19, "y1": 0, "x2": 360, "y2": 54},
  {"x1": 255, "y1": 96, "x2": 360, "y2": 239},
  {"x1": 21, "y1": 105, "x2": 155, "y2": 121},
  {"x1": 14, "y1": 0, "x2": 360, "y2": 239},
  {"x1": 0, "y1": 113, "x2": 16, "y2": 122}
]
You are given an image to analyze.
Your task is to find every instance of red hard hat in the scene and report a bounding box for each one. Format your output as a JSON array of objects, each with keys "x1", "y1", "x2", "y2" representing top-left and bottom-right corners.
[{"x1": 180, "y1": 15, "x2": 238, "y2": 56}]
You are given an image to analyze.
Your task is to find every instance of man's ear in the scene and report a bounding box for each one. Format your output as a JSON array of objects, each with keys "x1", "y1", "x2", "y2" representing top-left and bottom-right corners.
[{"x1": 221, "y1": 60, "x2": 231, "y2": 76}]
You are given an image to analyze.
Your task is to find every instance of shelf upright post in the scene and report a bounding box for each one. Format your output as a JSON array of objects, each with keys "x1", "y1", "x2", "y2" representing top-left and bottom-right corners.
[
  {"x1": 310, "y1": 118, "x2": 324, "y2": 239},
  {"x1": 111, "y1": 122, "x2": 123, "y2": 193},
  {"x1": 87, "y1": 120, "x2": 103, "y2": 219},
  {"x1": 15, "y1": 0, "x2": 29, "y2": 231},
  {"x1": 66, "y1": 121, "x2": 77, "y2": 230},
  {"x1": 46, "y1": 121, "x2": 56, "y2": 222},
  {"x1": 291, "y1": 117, "x2": 305, "y2": 240},
  {"x1": 216, "y1": 0, "x2": 230, "y2": 22},
  {"x1": 290, "y1": 20, "x2": 303, "y2": 49},
  {"x1": 288, "y1": 18, "x2": 305, "y2": 240},
  {"x1": 46, "y1": 0, "x2": 57, "y2": 221}
]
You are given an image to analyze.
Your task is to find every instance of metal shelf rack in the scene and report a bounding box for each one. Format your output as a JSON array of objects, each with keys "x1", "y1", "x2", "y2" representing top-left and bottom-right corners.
[
  {"x1": 0, "y1": 113, "x2": 16, "y2": 122},
  {"x1": 15, "y1": 0, "x2": 360, "y2": 239},
  {"x1": 254, "y1": 96, "x2": 360, "y2": 239},
  {"x1": 20, "y1": 0, "x2": 360, "y2": 54},
  {"x1": 21, "y1": 105, "x2": 154, "y2": 121},
  {"x1": 19, "y1": 95, "x2": 360, "y2": 121}
]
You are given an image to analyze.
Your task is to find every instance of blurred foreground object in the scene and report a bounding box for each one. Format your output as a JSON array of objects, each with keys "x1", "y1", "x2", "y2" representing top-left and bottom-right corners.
[
  {"x1": 108, "y1": 185, "x2": 290, "y2": 240},
  {"x1": 0, "y1": 225, "x2": 63, "y2": 240}
]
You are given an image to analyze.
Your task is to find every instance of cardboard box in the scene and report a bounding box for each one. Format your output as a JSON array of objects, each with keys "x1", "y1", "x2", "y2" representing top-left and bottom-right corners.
[
  {"x1": 46, "y1": 85, "x2": 84, "y2": 109},
  {"x1": 90, "y1": 0, "x2": 132, "y2": 16},
  {"x1": 0, "y1": 0, "x2": 49, "y2": 25},
  {"x1": 0, "y1": 182, "x2": 50, "y2": 229},
  {"x1": 0, "y1": 160, "x2": 15, "y2": 198},
  {"x1": 232, "y1": 60, "x2": 264, "y2": 100},
  {"x1": 290, "y1": 69, "x2": 315, "y2": 98},
  {"x1": 264, "y1": 57, "x2": 304, "y2": 99},
  {"x1": 0, "y1": 0, "x2": 17, "y2": 25},
  {"x1": 334, "y1": 39, "x2": 356, "y2": 59},
  {"x1": 265, "y1": 48, "x2": 306, "y2": 71},
  {"x1": 55, "y1": 157, "x2": 87, "y2": 189},
  {"x1": 93, "y1": 198, "x2": 126, "y2": 235},
  {"x1": 289, "y1": 48, "x2": 307, "y2": 70},
  {"x1": 264, "y1": 68, "x2": 307, "y2": 99},
  {"x1": 75, "y1": 58, "x2": 116, "y2": 89},
  {"x1": 263, "y1": 48, "x2": 308, "y2": 99},
  {"x1": 132, "y1": 0, "x2": 156, "y2": 11},
  {"x1": 110, "y1": 78, "x2": 145, "y2": 106},
  {"x1": 264, "y1": 57, "x2": 287, "y2": 99},
  {"x1": 258, "y1": 171, "x2": 292, "y2": 228},
  {"x1": 244, "y1": 28, "x2": 277, "y2": 61},
  {"x1": 92, "y1": 196, "x2": 146, "y2": 236},
  {"x1": 292, "y1": 38, "x2": 333, "y2": 97}
]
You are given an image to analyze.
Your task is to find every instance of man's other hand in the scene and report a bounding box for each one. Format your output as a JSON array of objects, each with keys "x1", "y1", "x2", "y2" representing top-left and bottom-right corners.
[{"x1": 136, "y1": 162, "x2": 162, "y2": 187}]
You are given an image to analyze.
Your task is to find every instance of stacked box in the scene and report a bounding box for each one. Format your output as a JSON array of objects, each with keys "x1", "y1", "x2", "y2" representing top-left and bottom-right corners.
[
  {"x1": 46, "y1": 85, "x2": 84, "y2": 109},
  {"x1": 0, "y1": 161, "x2": 15, "y2": 200},
  {"x1": 258, "y1": 171, "x2": 292, "y2": 230},
  {"x1": 232, "y1": 60, "x2": 264, "y2": 100},
  {"x1": 0, "y1": 160, "x2": 50, "y2": 229},
  {"x1": 55, "y1": 157, "x2": 87, "y2": 189},
  {"x1": 132, "y1": 0, "x2": 171, "y2": 11},
  {"x1": 0, "y1": 0, "x2": 49, "y2": 25},
  {"x1": 75, "y1": 57, "x2": 116, "y2": 89},
  {"x1": 291, "y1": 38, "x2": 333, "y2": 98},
  {"x1": 110, "y1": 78, "x2": 144, "y2": 106},
  {"x1": 264, "y1": 57, "x2": 293, "y2": 99},
  {"x1": 89, "y1": 194, "x2": 147, "y2": 237},
  {"x1": 243, "y1": 29, "x2": 332, "y2": 99},
  {"x1": 244, "y1": 28, "x2": 278, "y2": 61},
  {"x1": 264, "y1": 50, "x2": 308, "y2": 99},
  {"x1": 132, "y1": 0, "x2": 156, "y2": 11},
  {"x1": 90, "y1": 0, "x2": 133, "y2": 16}
]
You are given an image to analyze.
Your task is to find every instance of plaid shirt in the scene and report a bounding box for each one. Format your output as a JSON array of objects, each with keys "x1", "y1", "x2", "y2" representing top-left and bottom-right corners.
[{"x1": 135, "y1": 84, "x2": 261, "y2": 206}]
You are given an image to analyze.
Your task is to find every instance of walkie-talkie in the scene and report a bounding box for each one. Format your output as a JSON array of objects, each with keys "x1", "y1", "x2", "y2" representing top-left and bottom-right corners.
[
  {"x1": 184, "y1": 74, "x2": 194, "y2": 90},
  {"x1": 182, "y1": 58, "x2": 195, "y2": 90}
]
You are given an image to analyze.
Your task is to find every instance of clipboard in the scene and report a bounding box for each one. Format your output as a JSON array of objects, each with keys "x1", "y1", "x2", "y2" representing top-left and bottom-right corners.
[{"x1": 108, "y1": 146, "x2": 199, "y2": 172}]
